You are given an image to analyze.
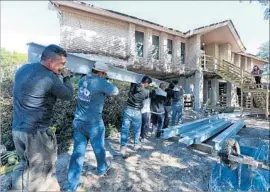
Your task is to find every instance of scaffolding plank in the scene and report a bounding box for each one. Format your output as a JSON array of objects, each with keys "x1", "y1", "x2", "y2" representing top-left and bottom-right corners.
[
  {"x1": 162, "y1": 115, "x2": 219, "y2": 139},
  {"x1": 212, "y1": 118, "x2": 245, "y2": 151}
]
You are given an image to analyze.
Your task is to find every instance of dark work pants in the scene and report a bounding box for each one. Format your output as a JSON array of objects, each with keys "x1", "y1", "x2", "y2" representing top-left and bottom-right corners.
[
  {"x1": 151, "y1": 113, "x2": 165, "y2": 134},
  {"x1": 11, "y1": 129, "x2": 58, "y2": 192},
  {"x1": 163, "y1": 106, "x2": 171, "y2": 129},
  {"x1": 255, "y1": 76, "x2": 261, "y2": 88},
  {"x1": 141, "y1": 112, "x2": 151, "y2": 139}
]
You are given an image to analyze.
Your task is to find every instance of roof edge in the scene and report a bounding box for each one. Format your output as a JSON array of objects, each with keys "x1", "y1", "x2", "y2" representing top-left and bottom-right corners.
[{"x1": 50, "y1": 0, "x2": 185, "y2": 37}]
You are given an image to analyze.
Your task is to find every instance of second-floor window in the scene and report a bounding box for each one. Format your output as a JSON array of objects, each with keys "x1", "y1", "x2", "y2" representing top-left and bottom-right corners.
[
  {"x1": 135, "y1": 31, "x2": 144, "y2": 57},
  {"x1": 152, "y1": 35, "x2": 160, "y2": 60},
  {"x1": 181, "y1": 42, "x2": 186, "y2": 64},
  {"x1": 167, "y1": 39, "x2": 173, "y2": 62}
]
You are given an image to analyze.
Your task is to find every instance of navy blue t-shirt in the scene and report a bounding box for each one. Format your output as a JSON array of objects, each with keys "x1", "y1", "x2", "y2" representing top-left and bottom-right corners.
[{"x1": 12, "y1": 62, "x2": 73, "y2": 133}]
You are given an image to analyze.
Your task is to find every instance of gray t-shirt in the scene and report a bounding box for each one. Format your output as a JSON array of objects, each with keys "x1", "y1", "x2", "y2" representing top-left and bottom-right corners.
[{"x1": 12, "y1": 62, "x2": 73, "y2": 133}]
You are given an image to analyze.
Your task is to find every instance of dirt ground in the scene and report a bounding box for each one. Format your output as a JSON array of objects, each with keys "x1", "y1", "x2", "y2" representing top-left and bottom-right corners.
[{"x1": 1, "y1": 113, "x2": 269, "y2": 192}]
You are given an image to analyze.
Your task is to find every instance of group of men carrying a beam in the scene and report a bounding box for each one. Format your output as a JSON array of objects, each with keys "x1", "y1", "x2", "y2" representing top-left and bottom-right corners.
[{"x1": 9, "y1": 45, "x2": 185, "y2": 191}]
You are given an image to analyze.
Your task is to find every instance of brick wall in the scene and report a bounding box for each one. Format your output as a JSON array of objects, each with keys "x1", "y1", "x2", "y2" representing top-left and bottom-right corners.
[
  {"x1": 58, "y1": 8, "x2": 190, "y2": 74},
  {"x1": 60, "y1": 11, "x2": 129, "y2": 60}
]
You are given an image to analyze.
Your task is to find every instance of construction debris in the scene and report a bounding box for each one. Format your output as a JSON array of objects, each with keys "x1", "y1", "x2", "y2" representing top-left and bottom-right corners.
[{"x1": 209, "y1": 140, "x2": 270, "y2": 191}]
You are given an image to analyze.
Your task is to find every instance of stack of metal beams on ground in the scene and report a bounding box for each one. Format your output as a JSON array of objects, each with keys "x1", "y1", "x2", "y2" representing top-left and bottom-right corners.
[
  {"x1": 163, "y1": 116, "x2": 245, "y2": 150},
  {"x1": 163, "y1": 117, "x2": 270, "y2": 191}
]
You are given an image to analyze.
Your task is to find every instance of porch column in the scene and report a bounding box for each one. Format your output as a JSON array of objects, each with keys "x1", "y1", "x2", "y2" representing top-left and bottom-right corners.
[
  {"x1": 214, "y1": 43, "x2": 220, "y2": 59},
  {"x1": 211, "y1": 78, "x2": 219, "y2": 105},
  {"x1": 250, "y1": 58, "x2": 254, "y2": 70},
  {"x1": 219, "y1": 43, "x2": 231, "y2": 61},
  {"x1": 160, "y1": 32, "x2": 168, "y2": 69},
  {"x1": 231, "y1": 53, "x2": 235, "y2": 64},
  {"x1": 186, "y1": 34, "x2": 201, "y2": 68},
  {"x1": 194, "y1": 70, "x2": 204, "y2": 111},
  {"x1": 173, "y1": 37, "x2": 181, "y2": 64},
  {"x1": 127, "y1": 23, "x2": 136, "y2": 65},
  {"x1": 203, "y1": 79, "x2": 209, "y2": 103},
  {"x1": 226, "y1": 82, "x2": 237, "y2": 107},
  {"x1": 144, "y1": 28, "x2": 152, "y2": 61},
  {"x1": 241, "y1": 56, "x2": 248, "y2": 71},
  {"x1": 235, "y1": 54, "x2": 241, "y2": 68},
  {"x1": 185, "y1": 75, "x2": 193, "y2": 94}
]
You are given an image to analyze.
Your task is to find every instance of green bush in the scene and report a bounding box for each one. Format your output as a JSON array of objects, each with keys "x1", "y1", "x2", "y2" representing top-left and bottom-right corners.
[
  {"x1": 0, "y1": 98, "x2": 14, "y2": 150},
  {"x1": 1, "y1": 77, "x2": 130, "y2": 154}
]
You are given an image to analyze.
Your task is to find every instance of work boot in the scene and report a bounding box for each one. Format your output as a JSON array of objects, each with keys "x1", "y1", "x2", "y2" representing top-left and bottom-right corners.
[{"x1": 120, "y1": 146, "x2": 128, "y2": 158}]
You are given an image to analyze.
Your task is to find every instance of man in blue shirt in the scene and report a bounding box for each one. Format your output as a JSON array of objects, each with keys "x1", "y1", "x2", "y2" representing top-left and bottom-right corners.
[
  {"x1": 66, "y1": 61, "x2": 119, "y2": 191},
  {"x1": 11, "y1": 44, "x2": 73, "y2": 191}
]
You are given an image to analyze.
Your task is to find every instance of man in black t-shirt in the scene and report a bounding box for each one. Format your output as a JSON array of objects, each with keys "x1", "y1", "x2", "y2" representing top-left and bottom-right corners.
[
  {"x1": 120, "y1": 76, "x2": 153, "y2": 157},
  {"x1": 163, "y1": 82, "x2": 175, "y2": 129}
]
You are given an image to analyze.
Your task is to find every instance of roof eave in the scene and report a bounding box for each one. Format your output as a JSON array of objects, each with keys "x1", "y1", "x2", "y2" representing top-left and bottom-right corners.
[
  {"x1": 238, "y1": 52, "x2": 269, "y2": 63},
  {"x1": 50, "y1": 0, "x2": 185, "y2": 38},
  {"x1": 184, "y1": 20, "x2": 246, "y2": 52}
]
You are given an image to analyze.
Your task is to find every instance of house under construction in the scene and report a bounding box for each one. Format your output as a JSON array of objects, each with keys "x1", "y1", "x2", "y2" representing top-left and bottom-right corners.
[{"x1": 31, "y1": 1, "x2": 269, "y2": 116}]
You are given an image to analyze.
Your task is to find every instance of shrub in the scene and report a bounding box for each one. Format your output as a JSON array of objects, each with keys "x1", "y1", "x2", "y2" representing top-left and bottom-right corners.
[
  {"x1": 0, "y1": 97, "x2": 14, "y2": 150},
  {"x1": 1, "y1": 77, "x2": 130, "y2": 154}
]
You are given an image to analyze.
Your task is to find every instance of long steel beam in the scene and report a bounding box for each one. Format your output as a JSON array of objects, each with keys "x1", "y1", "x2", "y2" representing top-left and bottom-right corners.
[
  {"x1": 178, "y1": 120, "x2": 232, "y2": 146},
  {"x1": 162, "y1": 115, "x2": 219, "y2": 139},
  {"x1": 181, "y1": 119, "x2": 223, "y2": 138},
  {"x1": 27, "y1": 42, "x2": 164, "y2": 85},
  {"x1": 212, "y1": 118, "x2": 245, "y2": 151},
  {"x1": 194, "y1": 120, "x2": 232, "y2": 144}
]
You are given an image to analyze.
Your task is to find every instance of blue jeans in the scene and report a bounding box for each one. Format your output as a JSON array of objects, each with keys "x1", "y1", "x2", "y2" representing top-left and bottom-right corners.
[
  {"x1": 67, "y1": 119, "x2": 108, "y2": 191},
  {"x1": 171, "y1": 103, "x2": 183, "y2": 126},
  {"x1": 151, "y1": 113, "x2": 165, "y2": 133},
  {"x1": 120, "y1": 107, "x2": 142, "y2": 146}
]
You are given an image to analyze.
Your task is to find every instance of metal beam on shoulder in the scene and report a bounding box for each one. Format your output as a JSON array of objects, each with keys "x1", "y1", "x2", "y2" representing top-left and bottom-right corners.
[
  {"x1": 27, "y1": 42, "x2": 164, "y2": 85},
  {"x1": 212, "y1": 118, "x2": 245, "y2": 151}
]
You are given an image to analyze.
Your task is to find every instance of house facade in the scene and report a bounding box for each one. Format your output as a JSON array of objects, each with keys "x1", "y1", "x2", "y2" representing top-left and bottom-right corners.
[{"x1": 49, "y1": 0, "x2": 267, "y2": 111}]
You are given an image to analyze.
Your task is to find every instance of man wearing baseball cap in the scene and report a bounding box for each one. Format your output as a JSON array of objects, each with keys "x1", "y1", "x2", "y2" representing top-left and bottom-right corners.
[{"x1": 65, "y1": 61, "x2": 119, "y2": 191}]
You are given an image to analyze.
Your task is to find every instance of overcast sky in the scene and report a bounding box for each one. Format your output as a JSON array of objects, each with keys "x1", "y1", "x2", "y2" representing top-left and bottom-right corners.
[{"x1": 1, "y1": 1, "x2": 269, "y2": 54}]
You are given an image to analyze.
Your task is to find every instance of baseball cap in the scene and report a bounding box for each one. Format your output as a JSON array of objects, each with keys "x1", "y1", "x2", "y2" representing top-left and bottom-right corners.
[{"x1": 92, "y1": 61, "x2": 109, "y2": 73}]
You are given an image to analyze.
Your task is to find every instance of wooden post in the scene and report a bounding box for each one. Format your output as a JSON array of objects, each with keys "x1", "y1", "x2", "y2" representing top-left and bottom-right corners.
[
  {"x1": 266, "y1": 91, "x2": 269, "y2": 120},
  {"x1": 240, "y1": 67, "x2": 244, "y2": 117},
  {"x1": 251, "y1": 92, "x2": 254, "y2": 111}
]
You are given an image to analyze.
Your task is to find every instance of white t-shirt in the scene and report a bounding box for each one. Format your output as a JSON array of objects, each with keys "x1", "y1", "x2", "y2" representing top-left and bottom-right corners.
[{"x1": 141, "y1": 98, "x2": 151, "y2": 113}]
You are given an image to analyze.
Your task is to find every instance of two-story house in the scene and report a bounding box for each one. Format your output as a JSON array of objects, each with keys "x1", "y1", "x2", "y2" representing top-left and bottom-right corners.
[{"x1": 43, "y1": 0, "x2": 268, "y2": 112}]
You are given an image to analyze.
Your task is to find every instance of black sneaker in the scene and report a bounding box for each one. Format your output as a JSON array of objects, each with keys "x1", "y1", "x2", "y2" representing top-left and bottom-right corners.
[{"x1": 156, "y1": 131, "x2": 161, "y2": 138}]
